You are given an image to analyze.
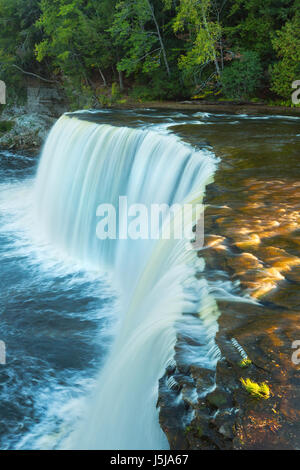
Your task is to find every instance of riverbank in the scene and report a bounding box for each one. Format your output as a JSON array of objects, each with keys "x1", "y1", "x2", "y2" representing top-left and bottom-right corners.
[
  {"x1": 0, "y1": 100, "x2": 299, "y2": 154},
  {"x1": 0, "y1": 106, "x2": 55, "y2": 153},
  {"x1": 112, "y1": 99, "x2": 300, "y2": 117}
]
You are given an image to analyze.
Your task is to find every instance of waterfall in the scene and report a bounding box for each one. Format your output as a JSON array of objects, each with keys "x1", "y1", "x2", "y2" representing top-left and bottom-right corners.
[{"x1": 35, "y1": 114, "x2": 220, "y2": 450}]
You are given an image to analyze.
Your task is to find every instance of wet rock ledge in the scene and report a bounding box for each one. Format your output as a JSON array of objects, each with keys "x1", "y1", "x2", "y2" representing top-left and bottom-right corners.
[{"x1": 159, "y1": 293, "x2": 300, "y2": 450}]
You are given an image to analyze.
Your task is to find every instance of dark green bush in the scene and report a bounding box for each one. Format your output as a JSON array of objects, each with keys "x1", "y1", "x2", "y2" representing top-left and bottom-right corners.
[
  {"x1": 221, "y1": 51, "x2": 263, "y2": 100},
  {"x1": 0, "y1": 120, "x2": 14, "y2": 134},
  {"x1": 130, "y1": 72, "x2": 188, "y2": 101}
]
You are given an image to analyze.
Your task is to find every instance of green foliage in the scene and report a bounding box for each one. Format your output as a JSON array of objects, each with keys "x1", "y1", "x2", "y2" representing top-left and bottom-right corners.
[
  {"x1": 226, "y1": 0, "x2": 296, "y2": 58},
  {"x1": 240, "y1": 378, "x2": 270, "y2": 399},
  {"x1": 221, "y1": 51, "x2": 263, "y2": 100},
  {"x1": 110, "y1": 0, "x2": 172, "y2": 78},
  {"x1": 0, "y1": 0, "x2": 42, "y2": 102},
  {"x1": 184, "y1": 425, "x2": 192, "y2": 434},
  {"x1": 0, "y1": 0, "x2": 298, "y2": 105},
  {"x1": 63, "y1": 80, "x2": 95, "y2": 111},
  {"x1": 35, "y1": 0, "x2": 117, "y2": 90},
  {"x1": 172, "y1": 0, "x2": 222, "y2": 82},
  {"x1": 184, "y1": 425, "x2": 203, "y2": 437},
  {"x1": 239, "y1": 357, "x2": 252, "y2": 368},
  {"x1": 130, "y1": 71, "x2": 187, "y2": 101},
  {"x1": 0, "y1": 120, "x2": 15, "y2": 134},
  {"x1": 268, "y1": 98, "x2": 296, "y2": 107},
  {"x1": 111, "y1": 82, "x2": 120, "y2": 101},
  {"x1": 270, "y1": 13, "x2": 300, "y2": 100}
]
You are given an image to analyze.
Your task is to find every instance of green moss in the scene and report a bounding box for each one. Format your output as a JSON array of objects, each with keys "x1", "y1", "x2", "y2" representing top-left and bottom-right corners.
[
  {"x1": 207, "y1": 391, "x2": 227, "y2": 408},
  {"x1": 184, "y1": 425, "x2": 203, "y2": 438},
  {"x1": 184, "y1": 425, "x2": 192, "y2": 435},
  {"x1": 0, "y1": 120, "x2": 14, "y2": 134},
  {"x1": 239, "y1": 358, "x2": 252, "y2": 368},
  {"x1": 111, "y1": 82, "x2": 120, "y2": 100},
  {"x1": 240, "y1": 378, "x2": 270, "y2": 399}
]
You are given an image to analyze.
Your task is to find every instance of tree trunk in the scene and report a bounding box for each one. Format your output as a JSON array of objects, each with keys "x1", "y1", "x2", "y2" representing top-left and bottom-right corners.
[
  {"x1": 11, "y1": 65, "x2": 59, "y2": 84},
  {"x1": 200, "y1": 4, "x2": 220, "y2": 77},
  {"x1": 98, "y1": 66, "x2": 107, "y2": 87},
  {"x1": 146, "y1": 0, "x2": 171, "y2": 77},
  {"x1": 219, "y1": 38, "x2": 224, "y2": 71},
  {"x1": 118, "y1": 69, "x2": 124, "y2": 91}
]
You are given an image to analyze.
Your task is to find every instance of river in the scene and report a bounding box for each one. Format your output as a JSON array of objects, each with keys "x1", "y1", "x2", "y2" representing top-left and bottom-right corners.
[{"x1": 0, "y1": 109, "x2": 299, "y2": 450}]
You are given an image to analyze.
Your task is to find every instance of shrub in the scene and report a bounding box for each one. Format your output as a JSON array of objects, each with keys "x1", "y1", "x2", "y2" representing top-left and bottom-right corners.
[
  {"x1": 111, "y1": 82, "x2": 120, "y2": 102},
  {"x1": 270, "y1": 14, "x2": 300, "y2": 100},
  {"x1": 130, "y1": 72, "x2": 188, "y2": 101},
  {"x1": 0, "y1": 120, "x2": 14, "y2": 134},
  {"x1": 221, "y1": 51, "x2": 263, "y2": 100},
  {"x1": 63, "y1": 82, "x2": 95, "y2": 111}
]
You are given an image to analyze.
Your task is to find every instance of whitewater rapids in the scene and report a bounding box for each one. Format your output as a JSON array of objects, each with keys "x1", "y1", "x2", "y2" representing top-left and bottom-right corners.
[{"x1": 35, "y1": 114, "x2": 220, "y2": 449}]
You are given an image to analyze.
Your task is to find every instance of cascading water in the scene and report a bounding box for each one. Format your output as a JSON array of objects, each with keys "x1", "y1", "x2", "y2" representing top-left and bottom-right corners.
[{"x1": 34, "y1": 114, "x2": 220, "y2": 450}]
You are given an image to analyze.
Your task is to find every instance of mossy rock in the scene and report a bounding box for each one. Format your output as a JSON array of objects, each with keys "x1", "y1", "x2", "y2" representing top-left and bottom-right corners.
[
  {"x1": 206, "y1": 390, "x2": 228, "y2": 409},
  {"x1": 185, "y1": 424, "x2": 204, "y2": 438}
]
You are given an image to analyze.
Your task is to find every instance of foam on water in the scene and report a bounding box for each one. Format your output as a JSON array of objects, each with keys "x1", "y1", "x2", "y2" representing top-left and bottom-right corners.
[{"x1": 33, "y1": 115, "x2": 220, "y2": 449}]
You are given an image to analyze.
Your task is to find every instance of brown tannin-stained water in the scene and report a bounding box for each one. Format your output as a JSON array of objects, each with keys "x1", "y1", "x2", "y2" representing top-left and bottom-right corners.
[{"x1": 166, "y1": 111, "x2": 300, "y2": 449}]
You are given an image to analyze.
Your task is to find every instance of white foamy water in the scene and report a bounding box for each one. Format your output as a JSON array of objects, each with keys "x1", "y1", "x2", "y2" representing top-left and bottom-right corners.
[{"x1": 30, "y1": 115, "x2": 221, "y2": 449}]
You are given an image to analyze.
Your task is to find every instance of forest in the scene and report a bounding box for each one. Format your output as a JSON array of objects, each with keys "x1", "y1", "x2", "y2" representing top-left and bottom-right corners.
[{"x1": 0, "y1": 0, "x2": 299, "y2": 108}]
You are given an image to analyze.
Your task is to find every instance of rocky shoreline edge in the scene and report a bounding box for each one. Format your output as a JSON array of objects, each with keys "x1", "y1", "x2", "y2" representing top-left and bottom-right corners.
[
  {"x1": 158, "y1": 294, "x2": 299, "y2": 450},
  {"x1": 0, "y1": 106, "x2": 55, "y2": 154}
]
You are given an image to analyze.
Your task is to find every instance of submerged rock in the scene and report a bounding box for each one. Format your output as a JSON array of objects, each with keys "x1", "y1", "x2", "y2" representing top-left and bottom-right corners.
[{"x1": 159, "y1": 294, "x2": 300, "y2": 449}]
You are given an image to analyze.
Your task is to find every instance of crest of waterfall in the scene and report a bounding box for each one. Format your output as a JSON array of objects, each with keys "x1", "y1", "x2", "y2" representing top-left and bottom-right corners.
[{"x1": 35, "y1": 114, "x2": 220, "y2": 450}]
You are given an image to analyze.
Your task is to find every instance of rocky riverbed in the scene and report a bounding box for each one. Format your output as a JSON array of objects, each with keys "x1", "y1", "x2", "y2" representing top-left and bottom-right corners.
[{"x1": 159, "y1": 114, "x2": 300, "y2": 450}]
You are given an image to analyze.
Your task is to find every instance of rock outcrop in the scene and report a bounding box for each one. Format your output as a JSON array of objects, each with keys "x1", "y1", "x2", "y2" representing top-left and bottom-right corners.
[
  {"x1": 0, "y1": 84, "x2": 67, "y2": 153},
  {"x1": 27, "y1": 86, "x2": 67, "y2": 117},
  {"x1": 0, "y1": 107, "x2": 55, "y2": 153}
]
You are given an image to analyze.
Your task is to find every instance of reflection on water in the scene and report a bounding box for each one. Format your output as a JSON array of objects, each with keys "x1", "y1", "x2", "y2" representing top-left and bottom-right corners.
[{"x1": 205, "y1": 178, "x2": 300, "y2": 298}]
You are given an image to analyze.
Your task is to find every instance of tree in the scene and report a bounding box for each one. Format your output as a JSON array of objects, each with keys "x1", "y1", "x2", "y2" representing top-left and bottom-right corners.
[
  {"x1": 0, "y1": 0, "x2": 299, "y2": 104},
  {"x1": 0, "y1": 0, "x2": 43, "y2": 101},
  {"x1": 221, "y1": 50, "x2": 263, "y2": 100},
  {"x1": 110, "y1": 0, "x2": 171, "y2": 78},
  {"x1": 270, "y1": 13, "x2": 300, "y2": 100},
  {"x1": 225, "y1": 0, "x2": 296, "y2": 59},
  {"x1": 35, "y1": 0, "x2": 117, "y2": 88},
  {"x1": 171, "y1": 0, "x2": 222, "y2": 86}
]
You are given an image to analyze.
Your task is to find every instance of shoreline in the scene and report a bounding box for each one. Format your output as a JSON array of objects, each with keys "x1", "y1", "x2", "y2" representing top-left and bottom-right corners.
[
  {"x1": 0, "y1": 101, "x2": 299, "y2": 154},
  {"x1": 112, "y1": 100, "x2": 300, "y2": 117}
]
